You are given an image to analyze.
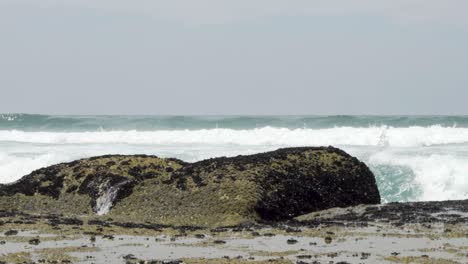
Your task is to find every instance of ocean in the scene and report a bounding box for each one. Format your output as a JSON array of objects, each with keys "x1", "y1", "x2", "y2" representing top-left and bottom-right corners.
[{"x1": 1, "y1": 114, "x2": 467, "y2": 203}]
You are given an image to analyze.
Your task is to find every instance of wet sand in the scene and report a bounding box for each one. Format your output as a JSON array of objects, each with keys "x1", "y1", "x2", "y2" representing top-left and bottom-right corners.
[{"x1": 1, "y1": 200, "x2": 467, "y2": 263}]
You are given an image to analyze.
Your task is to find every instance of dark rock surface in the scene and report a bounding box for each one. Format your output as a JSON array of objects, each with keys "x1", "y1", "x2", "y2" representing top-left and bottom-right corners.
[
  {"x1": 0, "y1": 147, "x2": 380, "y2": 226},
  {"x1": 295, "y1": 199, "x2": 468, "y2": 227}
]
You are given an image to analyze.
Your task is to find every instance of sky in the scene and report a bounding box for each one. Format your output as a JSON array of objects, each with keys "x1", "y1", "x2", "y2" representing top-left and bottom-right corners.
[{"x1": 0, "y1": 0, "x2": 467, "y2": 115}]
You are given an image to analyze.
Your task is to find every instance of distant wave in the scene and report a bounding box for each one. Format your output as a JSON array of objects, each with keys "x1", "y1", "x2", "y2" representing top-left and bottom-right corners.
[
  {"x1": 1, "y1": 126, "x2": 468, "y2": 147},
  {"x1": 1, "y1": 114, "x2": 468, "y2": 131}
]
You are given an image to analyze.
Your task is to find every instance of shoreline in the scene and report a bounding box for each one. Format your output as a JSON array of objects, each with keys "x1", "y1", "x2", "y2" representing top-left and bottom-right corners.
[{"x1": 1, "y1": 199, "x2": 467, "y2": 263}]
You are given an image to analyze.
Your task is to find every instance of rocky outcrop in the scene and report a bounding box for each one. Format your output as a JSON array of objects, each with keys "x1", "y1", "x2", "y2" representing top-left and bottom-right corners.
[
  {"x1": 0, "y1": 147, "x2": 380, "y2": 226},
  {"x1": 295, "y1": 199, "x2": 468, "y2": 226}
]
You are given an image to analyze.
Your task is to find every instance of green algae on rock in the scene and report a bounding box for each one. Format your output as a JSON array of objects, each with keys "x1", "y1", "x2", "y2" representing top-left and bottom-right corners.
[{"x1": 0, "y1": 147, "x2": 380, "y2": 227}]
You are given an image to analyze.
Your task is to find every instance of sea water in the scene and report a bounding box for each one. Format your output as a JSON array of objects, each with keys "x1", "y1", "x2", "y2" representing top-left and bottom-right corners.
[{"x1": 1, "y1": 114, "x2": 467, "y2": 203}]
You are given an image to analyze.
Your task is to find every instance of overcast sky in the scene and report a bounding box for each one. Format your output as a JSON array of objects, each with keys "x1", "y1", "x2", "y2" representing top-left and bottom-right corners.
[{"x1": 1, "y1": 0, "x2": 467, "y2": 115}]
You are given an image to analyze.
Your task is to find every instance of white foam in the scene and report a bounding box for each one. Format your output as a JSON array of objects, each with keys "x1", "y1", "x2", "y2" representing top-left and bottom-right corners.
[
  {"x1": 0, "y1": 125, "x2": 468, "y2": 147},
  {"x1": 0, "y1": 152, "x2": 68, "y2": 184},
  {"x1": 369, "y1": 150, "x2": 468, "y2": 201}
]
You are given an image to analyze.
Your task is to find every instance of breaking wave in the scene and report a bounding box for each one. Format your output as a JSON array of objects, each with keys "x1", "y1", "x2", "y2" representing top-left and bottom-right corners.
[{"x1": 0, "y1": 125, "x2": 468, "y2": 147}]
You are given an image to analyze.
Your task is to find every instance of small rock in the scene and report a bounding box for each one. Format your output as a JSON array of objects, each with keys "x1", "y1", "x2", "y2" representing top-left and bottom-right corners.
[
  {"x1": 361, "y1": 252, "x2": 371, "y2": 260},
  {"x1": 123, "y1": 254, "x2": 137, "y2": 260},
  {"x1": 287, "y1": 238, "x2": 298, "y2": 244},
  {"x1": 4, "y1": 230, "x2": 18, "y2": 236},
  {"x1": 103, "y1": 235, "x2": 114, "y2": 240},
  {"x1": 286, "y1": 227, "x2": 301, "y2": 233},
  {"x1": 324, "y1": 236, "x2": 333, "y2": 244},
  {"x1": 251, "y1": 231, "x2": 261, "y2": 237},
  {"x1": 213, "y1": 240, "x2": 227, "y2": 244},
  {"x1": 194, "y1": 234, "x2": 205, "y2": 239},
  {"x1": 232, "y1": 227, "x2": 243, "y2": 232},
  {"x1": 28, "y1": 238, "x2": 41, "y2": 245}
]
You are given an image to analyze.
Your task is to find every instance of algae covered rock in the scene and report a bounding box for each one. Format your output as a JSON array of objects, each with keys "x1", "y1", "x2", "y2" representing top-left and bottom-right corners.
[
  {"x1": 0, "y1": 155, "x2": 185, "y2": 216},
  {"x1": 0, "y1": 147, "x2": 380, "y2": 226}
]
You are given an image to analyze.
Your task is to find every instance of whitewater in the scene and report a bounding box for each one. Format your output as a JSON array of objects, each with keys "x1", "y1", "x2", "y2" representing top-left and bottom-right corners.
[{"x1": 1, "y1": 114, "x2": 467, "y2": 203}]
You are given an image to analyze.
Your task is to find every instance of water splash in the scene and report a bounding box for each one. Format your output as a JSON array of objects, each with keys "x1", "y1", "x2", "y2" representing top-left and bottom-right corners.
[
  {"x1": 95, "y1": 180, "x2": 130, "y2": 215},
  {"x1": 377, "y1": 126, "x2": 389, "y2": 147}
]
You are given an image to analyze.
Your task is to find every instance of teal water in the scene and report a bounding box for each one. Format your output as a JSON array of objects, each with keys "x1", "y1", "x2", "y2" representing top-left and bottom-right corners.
[
  {"x1": 1, "y1": 114, "x2": 467, "y2": 203},
  {"x1": 1, "y1": 114, "x2": 468, "y2": 131}
]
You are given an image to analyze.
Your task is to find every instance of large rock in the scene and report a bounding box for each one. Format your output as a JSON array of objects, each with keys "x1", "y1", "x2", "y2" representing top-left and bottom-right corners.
[{"x1": 0, "y1": 147, "x2": 380, "y2": 226}]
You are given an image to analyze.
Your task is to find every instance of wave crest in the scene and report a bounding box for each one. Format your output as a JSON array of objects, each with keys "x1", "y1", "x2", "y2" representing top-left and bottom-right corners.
[{"x1": 1, "y1": 126, "x2": 468, "y2": 147}]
